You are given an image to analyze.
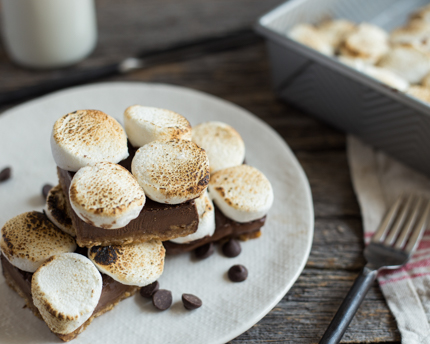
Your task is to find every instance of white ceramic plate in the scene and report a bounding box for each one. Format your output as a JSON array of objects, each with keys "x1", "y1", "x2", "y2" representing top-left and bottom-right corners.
[{"x1": 0, "y1": 82, "x2": 313, "y2": 344}]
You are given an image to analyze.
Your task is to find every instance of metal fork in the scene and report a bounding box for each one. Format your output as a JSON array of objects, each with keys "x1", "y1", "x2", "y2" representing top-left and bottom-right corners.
[{"x1": 320, "y1": 195, "x2": 430, "y2": 344}]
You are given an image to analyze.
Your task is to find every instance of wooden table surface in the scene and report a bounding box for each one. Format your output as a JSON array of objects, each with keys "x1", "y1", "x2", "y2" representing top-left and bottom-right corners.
[{"x1": 0, "y1": 0, "x2": 401, "y2": 343}]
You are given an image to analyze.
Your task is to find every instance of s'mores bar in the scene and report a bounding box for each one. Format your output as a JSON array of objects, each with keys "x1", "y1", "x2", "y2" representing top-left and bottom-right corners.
[
  {"x1": 1, "y1": 211, "x2": 165, "y2": 341},
  {"x1": 51, "y1": 109, "x2": 204, "y2": 247}
]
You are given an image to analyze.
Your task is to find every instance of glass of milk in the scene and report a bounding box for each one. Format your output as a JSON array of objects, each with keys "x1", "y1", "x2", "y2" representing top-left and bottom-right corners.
[{"x1": 1, "y1": 0, "x2": 97, "y2": 69}]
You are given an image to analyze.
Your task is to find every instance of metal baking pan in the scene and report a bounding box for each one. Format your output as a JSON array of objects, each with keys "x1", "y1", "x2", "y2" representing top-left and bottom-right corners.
[{"x1": 255, "y1": 0, "x2": 430, "y2": 176}]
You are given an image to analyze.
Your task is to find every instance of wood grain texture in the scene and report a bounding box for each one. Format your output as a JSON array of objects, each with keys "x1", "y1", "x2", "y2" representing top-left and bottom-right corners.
[{"x1": 0, "y1": 0, "x2": 402, "y2": 342}]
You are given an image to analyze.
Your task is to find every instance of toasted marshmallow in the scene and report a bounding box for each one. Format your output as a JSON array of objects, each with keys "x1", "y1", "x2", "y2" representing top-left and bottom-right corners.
[
  {"x1": 51, "y1": 110, "x2": 129, "y2": 172},
  {"x1": 132, "y1": 139, "x2": 210, "y2": 204},
  {"x1": 288, "y1": 24, "x2": 334, "y2": 56},
  {"x1": 407, "y1": 86, "x2": 430, "y2": 104},
  {"x1": 124, "y1": 105, "x2": 192, "y2": 148},
  {"x1": 411, "y1": 4, "x2": 430, "y2": 23},
  {"x1": 69, "y1": 162, "x2": 145, "y2": 229},
  {"x1": 32, "y1": 253, "x2": 102, "y2": 335},
  {"x1": 340, "y1": 23, "x2": 389, "y2": 64},
  {"x1": 209, "y1": 165, "x2": 273, "y2": 223},
  {"x1": 192, "y1": 121, "x2": 245, "y2": 174},
  {"x1": 390, "y1": 20, "x2": 430, "y2": 52},
  {"x1": 88, "y1": 240, "x2": 165, "y2": 287},
  {"x1": 170, "y1": 190, "x2": 215, "y2": 244},
  {"x1": 45, "y1": 184, "x2": 76, "y2": 237},
  {"x1": 0, "y1": 212, "x2": 76, "y2": 272},
  {"x1": 318, "y1": 19, "x2": 355, "y2": 49},
  {"x1": 378, "y1": 45, "x2": 430, "y2": 84},
  {"x1": 362, "y1": 65, "x2": 409, "y2": 91},
  {"x1": 338, "y1": 56, "x2": 366, "y2": 71}
]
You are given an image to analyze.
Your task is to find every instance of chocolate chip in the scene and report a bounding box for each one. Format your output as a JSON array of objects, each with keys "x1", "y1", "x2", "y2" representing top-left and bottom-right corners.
[
  {"x1": 222, "y1": 239, "x2": 241, "y2": 258},
  {"x1": 182, "y1": 293, "x2": 202, "y2": 310},
  {"x1": 228, "y1": 264, "x2": 248, "y2": 282},
  {"x1": 195, "y1": 242, "x2": 214, "y2": 259},
  {"x1": 140, "y1": 281, "x2": 159, "y2": 299},
  {"x1": 152, "y1": 289, "x2": 172, "y2": 310},
  {"x1": 0, "y1": 167, "x2": 11, "y2": 182},
  {"x1": 42, "y1": 184, "x2": 53, "y2": 199}
]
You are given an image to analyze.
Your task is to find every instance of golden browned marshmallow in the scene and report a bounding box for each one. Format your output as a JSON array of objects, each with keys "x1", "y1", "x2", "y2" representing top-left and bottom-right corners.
[
  {"x1": 340, "y1": 23, "x2": 389, "y2": 64},
  {"x1": 407, "y1": 86, "x2": 430, "y2": 104},
  {"x1": 318, "y1": 19, "x2": 355, "y2": 49},
  {"x1": 209, "y1": 165, "x2": 273, "y2": 223},
  {"x1": 362, "y1": 65, "x2": 409, "y2": 91},
  {"x1": 288, "y1": 24, "x2": 334, "y2": 56},
  {"x1": 50, "y1": 110, "x2": 129, "y2": 172},
  {"x1": 132, "y1": 139, "x2": 210, "y2": 204},
  {"x1": 411, "y1": 4, "x2": 430, "y2": 23},
  {"x1": 192, "y1": 121, "x2": 245, "y2": 174},
  {"x1": 69, "y1": 162, "x2": 146, "y2": 229},
  {"x1": 390, "y1": 20, "x2": 430, "y2": 52},
  {"x1": 45, "y1": 184, "x2": 76, "y2": 237},
  {"x1": 32, "y1": 253, "x2": 102, "y2": 335},
  {"x1": 0, "y1": 211, "x2": 76, "y2": 272},
  {"x1": 124, "y1": 105, "x2": 192, "y2": 148},
  {"x1": 88, "y1": 240, "x2": 165, "y2": 287},
  {"x1": 378, "y1": 45, "x2": 430, "y2": 84}
]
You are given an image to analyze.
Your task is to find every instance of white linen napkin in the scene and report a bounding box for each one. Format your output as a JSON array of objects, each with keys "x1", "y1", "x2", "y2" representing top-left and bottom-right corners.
[{"x1": 347, "y1": 136, "x2": 430, "y2": 344}]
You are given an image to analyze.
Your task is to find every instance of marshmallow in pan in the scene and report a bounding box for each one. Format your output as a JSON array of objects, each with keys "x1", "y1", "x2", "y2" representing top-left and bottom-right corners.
[
  {"x1": 124, "y1": 105, "x2": 192, "y2": 148},
  {"x1": 51, "y1": 110, "x2": 129, "y2": 172},
  {"x1": 45, "y1": 184, "x2": 76, "y2": 237},
  {"x1": 32, "y1": 253, "x2": 102, "y2": 335},
  {"x1": 318, "y1": 19, "x2": 355, "y2": 49},
  {"x1": 407, "y1": 86, "x2": 430, "y2": 104},
  {"x1": 390, "y1": 20, "x2": 430, "y2": 52},
  {"x1": 362, "y1": 65, "x2": 409, "y2": 92},
  {"x1": 192, "y1": 121, "x2": 245, "y2": 174},
  {"x1": 69, "y1": 162, "x2": 145, "y2": 229},
  {"x1": 209, "y1": 165, "x2": 273, "y2": 223},
  {"x1": 288, "y1": 24, "x2": 334, "y2": 56},
  {"x1": 0, "y1": 211, "x2": 76, "y2": 272},
  {"x1": 340, "y1": 23, "x2": 389, "y2": 64},
  {"x1": 132, "y1": 139, "x2": 210, "y2": 204},
  {"x1": 411, "y1": 4, "x2": 430, "y2": 23},
  {"x1": 378, "y1": 45, "x2": 430, "y2": 84},
  {"x1": 88, "y1": 240, "x2": 165, "y2": 287},
  {"x1": 170, "y1": 190, "x2": 215, "y2": 244}
]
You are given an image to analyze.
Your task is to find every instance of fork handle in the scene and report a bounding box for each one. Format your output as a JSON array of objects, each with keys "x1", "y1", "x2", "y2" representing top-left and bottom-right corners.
[{"x1": 319, "y1": 266, "x2": 378, "y2": 344}]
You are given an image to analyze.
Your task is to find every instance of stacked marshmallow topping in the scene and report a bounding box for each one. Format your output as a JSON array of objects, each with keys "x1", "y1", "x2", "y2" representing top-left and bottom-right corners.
[
  {"x1": 192, "y1": 121, "x2": 245, "y2": 174},
  {"x1": 69, "y1": 162, "x2": 145, "y2": 229},
  {"x1": 45, "y1": 184, "x2": 76, "y2": 237},
  {"x1": 209, "y1": 165, "x2": 274, "y2": 223},
  {"x1": 88, "y1": 240, "x2": 165, "y2": 287},
  {"x1": 0, "y1": 212, "x2": 76, "y2": 272},
  {"x1": 51, "y1": 110, "x2": 128, "y2": 172},
  {"x1": 124, "y1": 105, "x2": 192, "y2": 147},
  {"x1": 132, "y1": 139, "x2": 210, "y2": 204},
  {"x1": 32, "y1": 253, "x2": 102, "y2": 335}
]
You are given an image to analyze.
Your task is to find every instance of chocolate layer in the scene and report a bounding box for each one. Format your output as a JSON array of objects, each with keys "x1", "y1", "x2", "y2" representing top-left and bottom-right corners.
[
  {"x1": 58, "y1": 167, "x2": 199, "y2": 247},
  {"x1": 164, "y1": 207, "x2": 265, "y2": 254},
  {"x1": 1, "y1": 253, "x2": 138, "y2": 342}
]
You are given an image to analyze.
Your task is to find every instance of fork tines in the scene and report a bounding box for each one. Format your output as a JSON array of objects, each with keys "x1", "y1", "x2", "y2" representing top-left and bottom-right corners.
[{"x1": 372, "y1": 195, "x2": 430, "y2": 254}]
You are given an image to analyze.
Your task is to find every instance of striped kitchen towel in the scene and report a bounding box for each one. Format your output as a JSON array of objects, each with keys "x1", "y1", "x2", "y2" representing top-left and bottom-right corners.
[{"x1": 347, "y1": 136, "x2": 430, "y2": 344}]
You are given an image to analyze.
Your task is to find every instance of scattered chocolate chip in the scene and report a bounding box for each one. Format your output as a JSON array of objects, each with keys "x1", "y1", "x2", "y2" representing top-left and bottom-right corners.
[
  {"x1": 0, "y1": 167, "x2": 11, "y2": 182},
  {"x1": 140, "y1": 281, "x2": 159, "y2": 299},
  {"x1": 152, "y1": 289, "x2": 172, "y2": 311},
  {"x1": 228, "y1": 264, "x2": 248, "y2": 282},
  {"x1": 182, "y1": 293, "x2": 202, "y2": 310},
  {"x1": 222, "y1": 239, "x2": 241, "y2": 258},
  {"x1": 42, "y1": 184, "x2": 53, "y2": 199},
  {"x1": 195, "y1": 242, "x2": 214, "y2": 259}
]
